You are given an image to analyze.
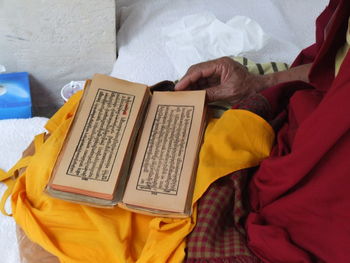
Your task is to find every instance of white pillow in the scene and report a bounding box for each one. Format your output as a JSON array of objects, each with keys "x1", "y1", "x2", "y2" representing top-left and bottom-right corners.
[{"x1": 111, "y1": 0, "x2": 328, "y2": 85}]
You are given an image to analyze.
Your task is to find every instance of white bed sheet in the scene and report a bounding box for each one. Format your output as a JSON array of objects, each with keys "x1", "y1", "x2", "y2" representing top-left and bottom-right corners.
[
  {"x1": 112, "y1": 0, "x2": 328, "y2": 85},
  {"x1": 0, "y1": 117, "x2": 48, "y2": 263}
]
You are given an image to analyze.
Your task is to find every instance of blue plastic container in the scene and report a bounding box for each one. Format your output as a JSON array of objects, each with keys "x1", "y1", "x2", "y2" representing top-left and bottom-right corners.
[{"x1": 0, "y1": 72, "x2": 32, "y2": 119}]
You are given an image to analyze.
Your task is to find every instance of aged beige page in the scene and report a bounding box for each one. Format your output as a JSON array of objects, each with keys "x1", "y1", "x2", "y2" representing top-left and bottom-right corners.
[
  {"x1": 49, "y1": 74, "x2": 149, "y2": 200},
  {"x1": 121, "y1": 90, "x2": 206, "y2": 214}
]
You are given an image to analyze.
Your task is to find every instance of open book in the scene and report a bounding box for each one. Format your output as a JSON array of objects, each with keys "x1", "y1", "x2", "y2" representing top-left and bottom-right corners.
[{"x1": 46, "y1": 74, "x2": 207, "y2": 217}]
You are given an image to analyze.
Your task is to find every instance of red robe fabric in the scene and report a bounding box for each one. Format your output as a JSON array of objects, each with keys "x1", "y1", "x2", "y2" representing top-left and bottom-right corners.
[{"x1": 246, "y1": 0, "x2": 350, "y2": 262}]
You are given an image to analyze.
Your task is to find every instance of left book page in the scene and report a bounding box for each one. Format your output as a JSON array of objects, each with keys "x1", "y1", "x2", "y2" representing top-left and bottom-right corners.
[{"x1": 47, "y1": 74, "x2": 150, "y2": 205}]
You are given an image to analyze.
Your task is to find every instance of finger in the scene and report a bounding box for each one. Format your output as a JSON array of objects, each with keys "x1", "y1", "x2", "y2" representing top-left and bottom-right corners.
[
  {"x1": 175, "y1": 70, "x2": 205, "y2": 91},
  {"x1": 175, "y1": 75, "x2": 193, "y2": 91},
  {"x1": 188, "y1": 82, "x2": 199, "y2": 91},
  {"x1": 197, "y1": 78, "x2": 208, "y2": 88},
  {"x1": 207, "y1": 76, "x2": 220, "y2": 86},
  {"x1": 197, "y1": 76, "x2": 220, "y2": 90},
  {"x1": 175, "y1": 61, "x2": 220, "y2": 91}
]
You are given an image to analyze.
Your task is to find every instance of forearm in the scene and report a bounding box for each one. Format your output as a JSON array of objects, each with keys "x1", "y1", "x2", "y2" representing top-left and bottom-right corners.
[{"x1": 257, "y1": 63, "x2": 312, "y2": 92}]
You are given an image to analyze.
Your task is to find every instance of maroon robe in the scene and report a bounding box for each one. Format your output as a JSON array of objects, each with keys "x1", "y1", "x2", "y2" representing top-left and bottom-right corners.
[{"x1": 246, "y1": 0, "x2": 350, "y2": 262}]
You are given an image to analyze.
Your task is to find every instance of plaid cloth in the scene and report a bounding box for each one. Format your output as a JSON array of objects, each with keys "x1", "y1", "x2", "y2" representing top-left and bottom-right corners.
[
  {"x1": 185, "y1": 170, "x2": 261, "y2": 263},
  {"x1": 185, "y1": 89, "x2": 272, "y2": 263}
]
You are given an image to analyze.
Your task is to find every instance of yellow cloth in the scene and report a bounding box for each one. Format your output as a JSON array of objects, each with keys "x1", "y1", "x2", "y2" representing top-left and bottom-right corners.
[
  {"x1": 335, "y1": 17, "x2": 350, "y2": 76},
  {"x1": 1, "y1": 91, "x2": 274, "y2": 263}
]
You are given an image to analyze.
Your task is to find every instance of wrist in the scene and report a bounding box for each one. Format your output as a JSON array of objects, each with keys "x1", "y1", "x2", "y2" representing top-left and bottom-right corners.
[
  {"x1": 257, "y1": 63, "x2": 312, "y2": 92},
  {"x1": 258, "y1": 73, "x2": 277, "y2": 92},
  {"x1": 251, "y1": 72, "x2": 277, "y2": 93}
]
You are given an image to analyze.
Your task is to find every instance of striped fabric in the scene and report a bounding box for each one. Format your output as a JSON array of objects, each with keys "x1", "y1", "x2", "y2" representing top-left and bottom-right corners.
[{"x1": 232, "y1": 56, "x2": 289, "y2": 74}]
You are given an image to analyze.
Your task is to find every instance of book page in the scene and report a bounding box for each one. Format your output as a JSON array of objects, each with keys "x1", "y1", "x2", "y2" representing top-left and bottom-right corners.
[
  {"x1": 122, "y1": 90, "x2": 206, "y2": 213},
  {"x1": 50, "y1": 74, "x2": 149, "y2": 200}
]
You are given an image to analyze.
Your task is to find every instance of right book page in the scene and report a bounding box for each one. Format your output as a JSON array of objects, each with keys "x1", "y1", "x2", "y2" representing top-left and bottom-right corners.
[{"x1": 122, "y1": 90, "x2": 206, "y2": 215}]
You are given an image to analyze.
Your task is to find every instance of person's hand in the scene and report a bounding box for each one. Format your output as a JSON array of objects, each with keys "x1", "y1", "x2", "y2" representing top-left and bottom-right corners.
[{"x1": 174, "y1": 57, "x2": 266, "y2": 104}]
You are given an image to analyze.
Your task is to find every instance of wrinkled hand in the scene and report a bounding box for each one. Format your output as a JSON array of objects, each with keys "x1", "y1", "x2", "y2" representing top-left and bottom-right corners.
[{"x1": 175, "y1": 57, "x2": 266, "y2": 104}]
